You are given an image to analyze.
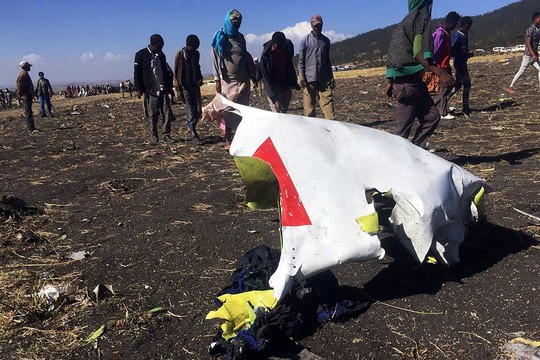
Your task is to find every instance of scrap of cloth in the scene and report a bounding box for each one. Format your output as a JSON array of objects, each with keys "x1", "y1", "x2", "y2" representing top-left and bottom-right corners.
[
  {"x1": 206, "y1": 245, "x2": 371, "y2": 359},
  {"x1": 211, "y1": 9, "x2": 241, "y2": 57},
  {"x1": 220, "y1": 96, "x2": 486, "y2": 302}
]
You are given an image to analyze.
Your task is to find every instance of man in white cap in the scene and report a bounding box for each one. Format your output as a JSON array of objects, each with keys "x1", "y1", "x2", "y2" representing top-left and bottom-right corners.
[
  {"x1": 298, "y1": 14, "x2": 335, "y2": 120},
  {"x1": 16, "y1": 61, "x2": 38, "y2": 133}
]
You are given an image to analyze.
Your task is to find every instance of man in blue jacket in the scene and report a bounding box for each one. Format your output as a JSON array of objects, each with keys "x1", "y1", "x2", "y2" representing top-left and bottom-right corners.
[
  {"x1": 134, "y1": 34, "x2": 176, "y2": 143},
  {"x1": 449, "y1": 17, "x2": 474, "y2": 115}
]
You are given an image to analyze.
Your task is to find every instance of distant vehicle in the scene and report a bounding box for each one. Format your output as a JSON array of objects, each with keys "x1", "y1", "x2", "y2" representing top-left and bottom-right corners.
[
  {"x1": 475, "y1": 49, "x2": 486, "y2": 55},
  {"x1": 206, "y1": 80, "x2": 216, "y2": 85},
  {"x1": 344, "y1": 65, "x2": 357, "y2": 70},
  {"x1": 492, "y1": 47, "x2": 505, "y2": 53},
  {"x1": 512, "y1": 44, "x2": 525, "y2": 52},
  {"x1": 504, "y1": 47, "x2": 514, "y2": 53}
]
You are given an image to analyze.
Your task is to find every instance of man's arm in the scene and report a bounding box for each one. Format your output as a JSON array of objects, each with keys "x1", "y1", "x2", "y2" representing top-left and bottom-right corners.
[
  {"x1": 211, "y1": 48, "x2": 222, "y2": 94},
  {"x1": 195, "y1": 51, "x2": 203, "y2": 85},
  {"x1": 526, "y1": 33, "x2": 538, "y2": 61},
  {"x1": 297, "y1": 37, "x2": 307, "y2": 87},
  {"x1": 133, "y1": 50, "x2": 144, "y2": 97},
  {"x1": 325, "y1": 37, "x2": 335, "y2": 88},
  {"x1": 432, "y1": 30, "x2": 444, "y2": 64},
  {"x1": 416, "y1": 53, "x2": 454, "y2": 86},
  {"x1": 16, "y1": 75, "x2": 23, "y2": 99},
  {"x1": 173, "y1": 51, "x2": 184, "y2": 95},
  {"x1": 417, "y1": 28, "x2": 454, "y2": 86}
]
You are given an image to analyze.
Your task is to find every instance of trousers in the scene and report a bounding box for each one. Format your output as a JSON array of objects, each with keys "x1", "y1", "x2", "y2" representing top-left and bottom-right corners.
[
  {"x1": 39, "y1": 95, "x2": 53, "y2": 116},
  {"x1": 302, "y1": 81, "x2": 335, "y2": 120},
  {"x1": 22, "y1": 97, "x2": 36, "y2": 131},
  {"x1": 148, "y1": 93, "x2": 174, "y2": 137},
  {"x1": 510, "y1": 54, "x2": 540, "y2": 88},
  {"x1": 392, "y1": 76, "x2": 440, "y2": 149},
  {"x1": 182, "y1": 84, "x2": 202, "y2": 139}
]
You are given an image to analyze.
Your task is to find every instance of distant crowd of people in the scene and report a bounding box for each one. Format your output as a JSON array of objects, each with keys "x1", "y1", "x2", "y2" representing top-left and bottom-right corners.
[
  {"x1": 0, "y1": 89, "x2": 13, "y2": 109},
  {"x1": 13, "y1": 2, "x2": 540, "y2": 150},
  {"x1": 63, "y1": 81, "x2": 133, "y2": 98}
]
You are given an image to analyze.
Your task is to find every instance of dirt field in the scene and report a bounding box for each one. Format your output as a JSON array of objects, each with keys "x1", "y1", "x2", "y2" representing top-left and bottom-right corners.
[{"x1": 1, "y1": 55, "x2": 539, "y2": 360}]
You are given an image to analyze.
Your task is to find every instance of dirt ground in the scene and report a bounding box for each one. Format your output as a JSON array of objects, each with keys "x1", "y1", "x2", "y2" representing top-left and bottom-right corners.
[{"x1": 1, "y1": 56, "x2": 539, "y2": 360}]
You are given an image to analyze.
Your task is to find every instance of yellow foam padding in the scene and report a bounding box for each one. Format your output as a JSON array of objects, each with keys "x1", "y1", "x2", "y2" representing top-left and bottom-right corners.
[
  {"x1": 356, "y1": 212, "x2": 379, "y2": 235},
  {"x1": 510, "y1": 337, "x2": 540, "y2": 347},
  {"x1": 473, "y1": 186, "x2": 486, "y2": 213},
  {"x1": 234, "y1": 157, "x2": 279, "y2": 209},
  {"x1": 205, "y1": 290, "x2": 277, "y2": 340}
]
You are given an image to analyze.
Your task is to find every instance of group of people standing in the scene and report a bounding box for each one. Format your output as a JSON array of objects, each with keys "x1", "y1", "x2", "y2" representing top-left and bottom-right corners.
[
  {"x1": 15, "y1": 61, "x2": 55, "y2": 133},
  {"x1": 134, "y1": 9, "x2": 336, "y2": 148},
  {"x1": 0, "y1": 89, "x2": 13, "y2": 110},
  {"x1": 14, "y1": 3, "x2": 539, "y2": 150},
  {"x1": 134, "y1": 33, "x2": 203, "y2": 143},
  {"x1": 386, "y1": 1, "x2": 540, "y2": 150}
]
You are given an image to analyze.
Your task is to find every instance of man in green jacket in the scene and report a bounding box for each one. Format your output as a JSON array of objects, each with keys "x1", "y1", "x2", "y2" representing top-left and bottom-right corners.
[{"x1": 385, "y1": 0, "x2": 455, "y2": 149}]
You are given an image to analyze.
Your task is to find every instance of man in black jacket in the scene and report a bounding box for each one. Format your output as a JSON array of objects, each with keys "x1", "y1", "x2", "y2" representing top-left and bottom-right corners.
[
  {"x1": 134, "y1": 34, "x2": 176, "y2": 143},
  {"x1": 259, "y1": 32, "x2": 300, "y2": 113}
]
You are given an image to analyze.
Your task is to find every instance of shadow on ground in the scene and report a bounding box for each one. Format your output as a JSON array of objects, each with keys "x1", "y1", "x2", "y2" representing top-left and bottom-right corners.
[
  {"x1": 262, "y1": 221, "x2": 537, "y2": 359},
  {"x1": 363, "y1": 222, "x2": 537, "y2": 301},
  {"x1": 439, "y1": 148, "x2": 540, "y2": 166}
]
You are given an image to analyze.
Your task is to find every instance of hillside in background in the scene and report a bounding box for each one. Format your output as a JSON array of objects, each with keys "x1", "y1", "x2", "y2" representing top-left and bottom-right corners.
[{"x1": 331, "y1": 0, "x2": 538, "y2": 67}]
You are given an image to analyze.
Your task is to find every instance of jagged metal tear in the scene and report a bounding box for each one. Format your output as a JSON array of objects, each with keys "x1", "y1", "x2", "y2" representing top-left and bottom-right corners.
[{"x1": 222, "y1": 97, "x2": 486, "y2": 301}]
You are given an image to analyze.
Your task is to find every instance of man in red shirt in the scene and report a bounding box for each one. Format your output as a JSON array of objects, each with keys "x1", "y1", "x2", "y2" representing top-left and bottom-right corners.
[{"x1": 432, "y1": 11, "x2": 461, "y2": 120}]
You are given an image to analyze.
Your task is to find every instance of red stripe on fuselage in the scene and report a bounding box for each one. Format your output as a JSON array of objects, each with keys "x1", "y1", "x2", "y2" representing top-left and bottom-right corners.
[{"x1": 253, "y1": 137, "x2": 312, "y2": 227}]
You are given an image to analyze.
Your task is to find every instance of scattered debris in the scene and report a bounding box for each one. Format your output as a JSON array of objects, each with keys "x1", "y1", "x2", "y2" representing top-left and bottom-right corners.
[
  {"x1": 501, "y1": 337, "x2": 540, "y2": 359},
  {"x1": 92, "y1": 284, "x2": 115, "y2": 302},
  {"x1": 68, "y1": 250, "x2": 89, "y2": 261},
  {"x1": 33, "y1": 283, "x2": 77, "y2": 312},
  {"x1": 16, "y1": 230, "x2": 42, "y2": 243},
  {"x1": 513, "y1": 207, "x2": 540, "y2": 223},
  {"x1": 148, "y1": 307, "x2": 166, "y2": 314},
  {"x1": 206, "y1": 245, "x2": 369, "y2": 359},
  {"x1": 85, "y1": 325, "x2": 106, "y2": 344}
]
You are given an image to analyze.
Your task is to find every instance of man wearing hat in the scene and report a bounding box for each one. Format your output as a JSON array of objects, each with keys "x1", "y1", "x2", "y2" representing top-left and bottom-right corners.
[
  {"x1": 298, "y1": 14, "x2": 335, "y2": 120},
  {"x1": 16, "y1": 61, "x2": 38, "y2": 133},
  {"x1": 259, "y1": 31, "x2": 300, "y2": 113},
  {"x1": 35, "y1": 71, "x2": 54, "y2": 117},
  {"x1": 174, "y1": 34, "x2": 204, "y2": 141}
]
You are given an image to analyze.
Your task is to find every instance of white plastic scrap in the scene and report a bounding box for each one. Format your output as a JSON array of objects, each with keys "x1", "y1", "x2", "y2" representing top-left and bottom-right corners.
[
  {"x1": 222, "y1": 97, "x2": 487, "y2": 301},
  {"x1": 36, "y1": 284, "x2": 76, "y2": 311}
]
